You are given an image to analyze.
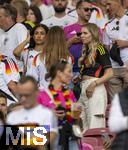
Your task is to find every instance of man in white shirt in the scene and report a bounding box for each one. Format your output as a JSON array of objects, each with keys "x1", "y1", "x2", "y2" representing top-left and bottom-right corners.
[
  {"x1": 0, "y1": 54, "x2": 20, "y2": 106},
  {"x1": 0, "y1": 28, "x2": 4, "y2": 35},
  {"x1": 108, "y1": 87, "x2": 128, "y2": 150},
  {"x1": 0, "y1": 4, "x2": 28, "y2": 72},
  {"x1": 7, "y1": 76, "x2": 58, "y2": 149},
  {"x1": 41, "y1": 0, "x2": 77, "y2": 28},
  {"x1": 103, "y1": 0, "x2": 128, "y2": 101},
  {"x1": 68, "y1": 0, "x2": 108, "y2": 29}
]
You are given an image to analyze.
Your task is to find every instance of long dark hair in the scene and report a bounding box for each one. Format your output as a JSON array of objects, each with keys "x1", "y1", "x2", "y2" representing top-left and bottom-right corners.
[{"x1": 29, "y1": 5, "x2": 42, "y2": 24}]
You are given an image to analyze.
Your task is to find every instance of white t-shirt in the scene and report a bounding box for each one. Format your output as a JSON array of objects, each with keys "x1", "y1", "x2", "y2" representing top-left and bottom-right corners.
[
  {"x1": 103, "y1": 14, "x2": 128, "y2": 68},
  {"x1": 66, "y1": 4, "x2": 78, "y2": 19},
  {"x1": 0, "y1": 28, "x2": 4, "y2": 35},
  {"x1": 89, "y1": 6, "x2": 108, "y2": 29},
  {"x1": 0, "y1": 23, "x2": 28, "y2": 71},
  {"x1": 21, "y1": 48, "x2": 40, "y2": 73},
  {"x1": 41, "y1": 15, "x2": 77, "y2": 28},
  {"x1": 39, "y1": 4, "x2": 54, "y2": 20},
  {"x1": 0, "y1": 56, "x2": 20, "y2": 105},
  {"x1": 67, "y1": 6, "x2": 108, "y2": 29},
  {"x1": 7, "y1": 104, "x2": 58, "y2": 133},
  {"x1": 27, "y1": 54, "x2": 73, "y2": 90},
  {"x1": 108, "y1": 94, "x2": 128, "y2": 133},
  {"x1": 27, "y1": 54, "x2": 48, "y2": 90}
]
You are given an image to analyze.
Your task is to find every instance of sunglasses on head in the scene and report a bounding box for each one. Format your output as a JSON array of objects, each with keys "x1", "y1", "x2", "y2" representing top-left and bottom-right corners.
[{"x1": 83, "y1": 7, "x2": 94, "y2": 12}]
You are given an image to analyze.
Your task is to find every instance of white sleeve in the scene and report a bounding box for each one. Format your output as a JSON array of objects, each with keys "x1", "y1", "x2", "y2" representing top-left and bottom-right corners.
[
  {"x1": 3, "y1": 60, "x2": 20, "y2": 84},
  {"x1": 16, "y1": 23, "x2": 28, "y2": 48},
  {"x1": 89, "y1": 10, "x2": 97, "y2": 24},
  {"x1": 27, "y1": 65, "x2": 39, "y2": 81},
  {"x1": 43, "y1": 109, "x2": 58, "y2": 133},
  {"x1": 102, "y1": 30, "x2": 111, "y2": 46},
  {"x1": 108, "y1": 94, "x2": 128, "y2": 133}
]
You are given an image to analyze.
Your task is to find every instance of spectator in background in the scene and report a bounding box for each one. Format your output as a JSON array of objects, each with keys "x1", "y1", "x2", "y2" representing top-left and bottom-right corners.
[
  {"x1": 28, "y1": 26, "x2": 73, "y2": 89},
  {"x1": 0, "y1": 4, "x2": 28, "y2": 73},
  {"x1": 41, "y1": 0, "x2": 77, "y2": 28},
  {"x1": 0, "y1": 54, "x2": 20, "y2": 106},
  {"x1": 13, "y1": 24, "x2": 49, "y2": 75},
  {"x1": 7, "y1": 76, "x2": 58, "y2": 150},
  {"x1": 64, "y1": 0, "x2": 95, "y2": 98},
  {"x1": 66, "y1": 0, "x2": 78, "y2": 18},
  {"x1": 11, "y1": 0, "x2": 34, "y2": 33},
  {"x1": 78, "y1": 23, "x2": 113, "y2": 130},
  {"x1": 31, "y1": 0, "x2": 54, "y2": 20},
  {"x1": 89, "y1": 0, "x2": 109, "y2": 29},
  {"x1": 11, "y1": 0, "x2": 29, "y2": 23},
  {"x1": 64, "y1": 0, "x2": 92, "y2": 75},
  {"x1": 67, "y1": 0, "x2": 108, "y2": 29},
  {"x1": 108, "y1": 87, "x2": 128, "y2": 150},
  {"x1": 26, "y1": 5, "x2": 42, "y2": 24},
  {"x1": 103, "y1": 0, "x2": 128, "y2": 101},
  {"x1": 0, "y1": 93, "x2": 7, "y2": 120}
]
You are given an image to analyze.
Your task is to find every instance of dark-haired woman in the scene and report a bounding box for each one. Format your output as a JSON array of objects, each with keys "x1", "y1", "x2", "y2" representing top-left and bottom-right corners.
[
  {"x1": 28, "y1": 26, "x2": 74, "y2": 90},
  {"x1": 13, "y1": 24, "x2": 49, "y2": 75},
  {"x1": 26, "y1": 5, "x2": 42, "y2": 24},
  {"x1": 37, "y1": 61, "x2": 81, "y2": 150}
]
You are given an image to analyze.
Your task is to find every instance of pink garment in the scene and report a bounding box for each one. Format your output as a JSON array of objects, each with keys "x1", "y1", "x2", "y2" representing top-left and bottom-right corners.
[
  {"x1": 42, "y1": 0, "x2": 52, "y2": 5},
  {"x1": 64, "y1": 23, "x2": 82, "y2": 40},
  {"x1": 81, "y1": 143, "x2": 94, "y2": 150},
  {"x1": 37, "y1": 89, "x2": 76, "y2": 109}
]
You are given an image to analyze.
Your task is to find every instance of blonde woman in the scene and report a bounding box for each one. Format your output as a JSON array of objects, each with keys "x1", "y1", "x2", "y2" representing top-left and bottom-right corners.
[
  {"x1": 78, "y1": 23, "x2": 113, "y2": 130},
  {"x1": 28, "y1": 26, "x2": 73, "y2": 89}
]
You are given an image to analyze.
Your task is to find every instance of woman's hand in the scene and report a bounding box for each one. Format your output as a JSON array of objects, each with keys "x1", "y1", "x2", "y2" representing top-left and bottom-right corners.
[
  {"x1": 71, "y1": 103, "x2": 82, "y2": 119},
  {"x1": 86, "y1": 81, "x2": 96, "y2": 98}
]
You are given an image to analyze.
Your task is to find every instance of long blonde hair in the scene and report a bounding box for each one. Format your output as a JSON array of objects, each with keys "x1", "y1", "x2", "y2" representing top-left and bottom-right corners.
[
  {"x1": 80, "y1": 23, "x2": 102, "y2": 66},
  {"x1": 41, "y1": 26, "x2": 68, "y2": 71}
]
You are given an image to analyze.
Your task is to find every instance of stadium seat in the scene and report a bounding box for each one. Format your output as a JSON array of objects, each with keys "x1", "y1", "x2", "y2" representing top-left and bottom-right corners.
[
  {"x1": 81, "y1": 137, "x2": 98, "y2": 147},
  {"x1": 83, "y1": 128, "x2": 115, "y2": 146}
]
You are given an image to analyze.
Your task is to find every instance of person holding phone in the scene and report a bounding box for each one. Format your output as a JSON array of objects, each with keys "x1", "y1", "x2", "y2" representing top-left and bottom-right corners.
[
  {"x1": 64, "y1": 0, "x2": 93, "y2": 75},
  {"x1": 37, "y1": 60, "x2": 81, "y2": 150}
]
